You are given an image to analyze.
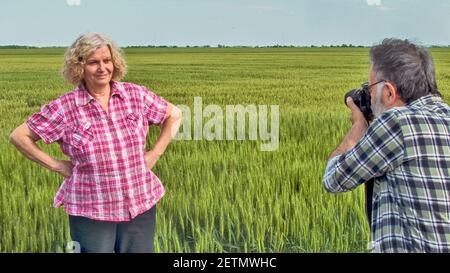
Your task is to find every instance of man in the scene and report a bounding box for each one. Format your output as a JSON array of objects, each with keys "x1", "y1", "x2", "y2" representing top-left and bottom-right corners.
[{"x1": 323, "y1": 38, "x2": 450, "y2": 252}]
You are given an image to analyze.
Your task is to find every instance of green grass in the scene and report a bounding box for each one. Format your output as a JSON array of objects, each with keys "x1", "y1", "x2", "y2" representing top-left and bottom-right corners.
[{"x1": 1, "y1": 47, "x2": 449, "y2": 252}]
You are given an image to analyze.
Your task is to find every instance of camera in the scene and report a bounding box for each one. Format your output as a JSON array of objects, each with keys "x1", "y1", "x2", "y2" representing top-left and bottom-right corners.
[{"x1": 344, "y1": 82, "x2": 373, "y2": 121}]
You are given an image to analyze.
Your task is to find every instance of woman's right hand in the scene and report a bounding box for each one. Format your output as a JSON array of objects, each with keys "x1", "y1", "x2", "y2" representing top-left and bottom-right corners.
[
  {"x1": 53, "y1": 160, "x2": 74, "y2": 178},
  {"x1": 10, "y1": 123, "x2": 74, "y2": 178}
]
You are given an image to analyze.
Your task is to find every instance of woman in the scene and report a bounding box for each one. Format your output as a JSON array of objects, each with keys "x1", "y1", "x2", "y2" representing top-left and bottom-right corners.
[{"x1": 9, "y1": 33, "x2": 182, "y2": 253}]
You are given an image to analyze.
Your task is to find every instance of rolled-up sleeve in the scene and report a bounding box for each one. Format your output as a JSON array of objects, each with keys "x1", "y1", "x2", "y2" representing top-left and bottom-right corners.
[
  {"x1": 141, "y1": 86, "x2": 168, "y2": 126},
  {"x1": 323, "y1": 110, "x2": 405, "y2": 193},
  {"x1": 323, "y1": 155, "x2": 345, "y2": 192},
  {"x1": 26, "y1": 102, "x2": 65, "y2": 144}
]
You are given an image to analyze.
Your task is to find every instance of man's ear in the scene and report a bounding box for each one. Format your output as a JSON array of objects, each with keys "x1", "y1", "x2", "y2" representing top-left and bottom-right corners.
[{"x1": 384, "y1": 81, "x2": 399, "y2": 106}]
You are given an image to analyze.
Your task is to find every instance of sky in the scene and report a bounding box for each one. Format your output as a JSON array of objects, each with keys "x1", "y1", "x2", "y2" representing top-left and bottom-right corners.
[{"x1": 0, "y1": 0, "x2": 450, "y2": 47}]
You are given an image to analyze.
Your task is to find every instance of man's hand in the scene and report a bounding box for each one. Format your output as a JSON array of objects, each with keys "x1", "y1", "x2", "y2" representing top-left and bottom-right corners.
[
  {"x1": 328, "y1": 97, "x2": 370, "y2": 159},
  {"x1": 53, "y1": 160, "x2": 74, "y2": 178},
  {"x1": 346, "y1": 97, "x2": 368, "y2": 128},
  {"x1": 144, "y1": 150, "x2": 161, "y2": 170}
]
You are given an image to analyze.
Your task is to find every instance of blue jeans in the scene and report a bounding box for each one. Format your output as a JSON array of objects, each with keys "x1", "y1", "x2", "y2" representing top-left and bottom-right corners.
[{"x1": 68, "y1": 205, "x2": 156, "y2": 253}]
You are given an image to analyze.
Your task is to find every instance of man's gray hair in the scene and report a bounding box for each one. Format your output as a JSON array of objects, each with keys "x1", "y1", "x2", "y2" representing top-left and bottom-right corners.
[{"x1": 370, "y1": 38, "x2": 441, "y2": 103}]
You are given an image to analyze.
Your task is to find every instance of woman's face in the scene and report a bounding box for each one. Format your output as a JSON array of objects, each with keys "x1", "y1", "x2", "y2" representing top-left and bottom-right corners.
[{"x1": 83, "y1": 45, "x2": 114, "y2": 90}]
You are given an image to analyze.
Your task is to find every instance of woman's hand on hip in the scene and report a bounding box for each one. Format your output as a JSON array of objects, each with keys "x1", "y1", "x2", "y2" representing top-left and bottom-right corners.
[
  {"x1": 144, "y1": 150, "x2": 161, "y2": 170},
  {"x1": 53, "y1": 160, "x2": 74, "y2": 178}
]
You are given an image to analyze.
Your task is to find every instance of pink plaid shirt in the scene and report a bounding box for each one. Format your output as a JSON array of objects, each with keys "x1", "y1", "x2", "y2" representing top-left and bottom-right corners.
[{"x1": 26, "y1": 81, "x2": 168, "y2": 221}]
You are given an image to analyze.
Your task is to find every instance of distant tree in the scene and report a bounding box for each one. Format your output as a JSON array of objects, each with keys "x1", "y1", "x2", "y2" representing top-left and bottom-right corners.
[{"x1": 0, "y1": 45, "x2": 38, "y2": 49}]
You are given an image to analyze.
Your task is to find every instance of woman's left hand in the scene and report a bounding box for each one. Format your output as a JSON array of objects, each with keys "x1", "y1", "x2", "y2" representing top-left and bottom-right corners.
[
  {"x1": 143, "y1": 103, "x2": 182, "y2": 171},
  {"x1": 144, "y1": 150, "x2": 161, "y2": 170}
]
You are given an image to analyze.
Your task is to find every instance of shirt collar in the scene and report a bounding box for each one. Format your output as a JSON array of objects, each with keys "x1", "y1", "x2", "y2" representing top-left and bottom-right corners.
[
  {"x1": 110, "y1": 81, "x2": 127, "y2": 101},
  {"x1": 75, "y1": 81, "x2": 127, "y2": 107},
  {"x1": 407, "y1": 94, "x2": 443, "y2": 108}
]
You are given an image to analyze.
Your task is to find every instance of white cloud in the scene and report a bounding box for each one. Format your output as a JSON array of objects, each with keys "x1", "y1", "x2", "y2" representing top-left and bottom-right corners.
[
  {"x1": 66, "y1": 0, "x2": 81, "y2": 6},
  {"x1": 366, "y1": 0, "x2": 381, "y2": 6}
]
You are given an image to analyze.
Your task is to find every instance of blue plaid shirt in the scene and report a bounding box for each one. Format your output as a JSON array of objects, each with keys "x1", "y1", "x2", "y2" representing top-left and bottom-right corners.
[{"x1": 323, "y1": 95, "x2": 450, "y2": 252}]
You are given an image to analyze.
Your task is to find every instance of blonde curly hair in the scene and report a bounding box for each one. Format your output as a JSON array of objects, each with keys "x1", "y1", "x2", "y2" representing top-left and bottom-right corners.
[{"x1": 62, "y1": 33, "x2": 127, "y2": 86}]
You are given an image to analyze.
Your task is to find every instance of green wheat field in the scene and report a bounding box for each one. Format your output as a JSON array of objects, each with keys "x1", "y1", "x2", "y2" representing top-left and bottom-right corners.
[{"x1": 1, "y1": 47, "x2": 449, "y2": 253}]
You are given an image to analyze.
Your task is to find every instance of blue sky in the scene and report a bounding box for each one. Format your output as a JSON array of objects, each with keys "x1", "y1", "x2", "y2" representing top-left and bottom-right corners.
[{"x1": 1, "y1": 0, "x2": 449, "y2": 47}]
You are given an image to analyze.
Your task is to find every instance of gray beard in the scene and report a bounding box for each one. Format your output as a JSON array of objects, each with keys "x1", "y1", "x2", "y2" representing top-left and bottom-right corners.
[
  {"x1": 371, "y1": 87, "x2": 386, "y2": 118},
  {"x1": 371, "y1": 101, "x2": 386, "y2": 118}
]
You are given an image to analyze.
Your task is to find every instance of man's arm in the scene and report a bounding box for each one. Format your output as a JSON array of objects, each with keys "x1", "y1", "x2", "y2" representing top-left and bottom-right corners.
[{"x1": 323, "y1": 98, "x2": 404, "y2": 193}]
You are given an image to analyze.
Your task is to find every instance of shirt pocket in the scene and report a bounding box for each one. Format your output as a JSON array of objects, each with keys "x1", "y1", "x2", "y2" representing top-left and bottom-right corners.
[
  {"x1": 67, "y1": 123, "x2": 95, "y2": 152},
  {"x1": 125, "y1": 112, "x2": 145, "y2": 138}
]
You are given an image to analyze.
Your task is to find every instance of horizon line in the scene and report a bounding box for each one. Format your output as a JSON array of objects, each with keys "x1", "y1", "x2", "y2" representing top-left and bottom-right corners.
[{"x1": 2, "y1": 43, "x2": 450, "y2": 49}]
